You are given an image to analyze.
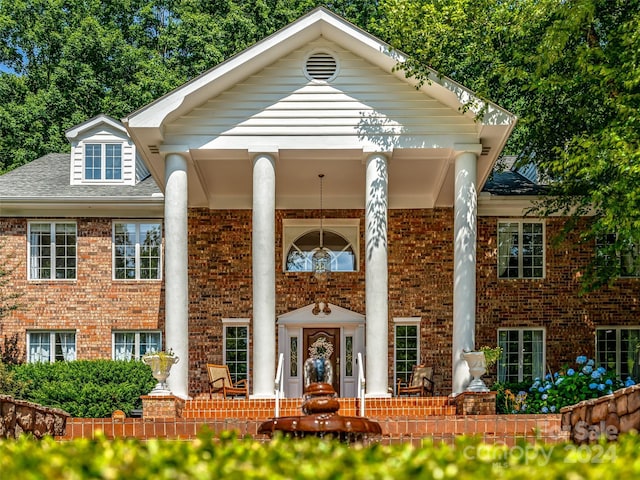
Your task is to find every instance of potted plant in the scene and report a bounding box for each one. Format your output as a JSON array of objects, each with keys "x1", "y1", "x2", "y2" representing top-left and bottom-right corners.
[
  {"x1": 142, "y1": 349, "x2": 179, "y2": 396},
  {"x1": 480, "y1": 345, "x2": 503, "y2": 370},
  {"x1": 461, "y1": 346, "x2": 502, "y2": 393}
]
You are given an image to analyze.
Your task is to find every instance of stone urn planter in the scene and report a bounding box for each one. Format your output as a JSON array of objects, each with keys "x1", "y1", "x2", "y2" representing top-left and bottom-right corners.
[
  {"x1": 461, "y1": 351, "x2": 490, "y2": 392},
  {"x1": 143, "y1": 351, "x2": 179, "y2": 396}
]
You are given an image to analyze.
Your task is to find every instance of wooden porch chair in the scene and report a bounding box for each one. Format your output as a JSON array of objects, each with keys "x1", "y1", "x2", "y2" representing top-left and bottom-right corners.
[
  {"x1": 207, "y1": 364, "x2": 248, "y2": 399},
  {"x1": 397, "y1": 365, "x2": 435, "y2": 397}
]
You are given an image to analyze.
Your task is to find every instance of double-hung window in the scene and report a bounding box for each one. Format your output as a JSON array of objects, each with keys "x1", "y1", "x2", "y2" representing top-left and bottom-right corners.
[
  {"x1": 222, "y1": 319, "x2": 249, "y2": 384},
  {"x1": 596, "y1": 328, "x2": 640, "y2": 379},
  {"x1": 113, "y1": 222, "x2": 162, "y2": 280},
  {"x1": 28, "y1": 222, "x2": 77, "y2": 280},
  {"x1": 28, "y1": 331, "x2": 76, "y2": 363},
  {"x1": 498, "y1": 328, "x2": 545, "y2": 383},
  {"x1": 497, "y1": 221, "x2": 544, "y2": 279},
  {"x1": 394, "y1": 318, "x2": 420, "y2": 392},
  {"x1": 113, "y1": 331, "x2": 162, "y2": 360},
  {"x1": 84, "y1": 143, "x2": 122, "y2": 180}
]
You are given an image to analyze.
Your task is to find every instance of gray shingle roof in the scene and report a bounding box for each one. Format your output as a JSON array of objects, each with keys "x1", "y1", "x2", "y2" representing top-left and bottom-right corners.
[
  {"x1": 0, "y1": 154, "x2": 161, "y2": 199},
  {"x1": 482, "y1": 170, "x2": 546, "y2": 196}
]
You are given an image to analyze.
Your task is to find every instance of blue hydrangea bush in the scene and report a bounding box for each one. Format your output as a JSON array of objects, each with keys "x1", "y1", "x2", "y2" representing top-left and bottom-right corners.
[{"x1": 498, "y1": 356, "x2": 635, "y2": 414}]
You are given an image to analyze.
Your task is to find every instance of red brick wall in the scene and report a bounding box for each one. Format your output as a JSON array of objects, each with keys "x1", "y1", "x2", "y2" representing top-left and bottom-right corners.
[
  {"x1": 477, "y1": 216, "x2": 640, "y2": 375},
  {"x1": 0, "y1": 218, "x2": 164, "y2": 360},
  {"x1": 2, "y1": 211, "x2": 639, "y2": 395}
]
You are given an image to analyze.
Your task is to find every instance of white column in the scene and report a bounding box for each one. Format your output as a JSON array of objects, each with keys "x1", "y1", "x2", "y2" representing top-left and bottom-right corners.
[
  {"x1": 452, "y1": 146, "x2": 481, "y2": 395},
  {"x1": 164, "y1": 152, "x2": 189, "y2": 399},
  {"x1": 251, "y1": 153, "x2": 276, "y2": 398},
  {"x1": 364, "y1": 153, "x2": 390, "y2": 397}
]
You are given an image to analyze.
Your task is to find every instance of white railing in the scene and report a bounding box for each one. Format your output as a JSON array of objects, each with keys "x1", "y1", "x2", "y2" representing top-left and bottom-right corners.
[
  {"x1": 274, "y1": 352, "x2": 285, "y2": 418},
  {"x1": 356, "y1": 352, "x2": 366, "y2": 417}
]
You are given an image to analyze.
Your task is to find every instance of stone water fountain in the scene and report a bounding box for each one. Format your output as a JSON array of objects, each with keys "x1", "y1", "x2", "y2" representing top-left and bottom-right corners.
[{"x1": 258, "y1": 347, "x2": 382, "y2": 443}]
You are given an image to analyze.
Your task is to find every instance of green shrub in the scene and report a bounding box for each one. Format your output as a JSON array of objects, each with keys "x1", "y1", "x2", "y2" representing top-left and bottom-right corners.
[
  {"x1": 0, "y1": 361, "x2": 27, "y2": 397},
  {"x1": 497, "y1": 356, "x2": 636, "y2": 414},
  {"x1": 10, "y1": 360, "x2": 156, "y2": 417},
  {"x1": 1, "y1": 431, "x2": 640, "y2": 479}
]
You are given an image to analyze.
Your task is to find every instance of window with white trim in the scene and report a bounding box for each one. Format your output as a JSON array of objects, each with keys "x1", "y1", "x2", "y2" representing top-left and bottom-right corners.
[
  {"x1": 223, "y1": 319, "x2": 249, "y2": 384},
  {"x1": 498, "y1": 328, "x2": 545, "y2": 383},
  {"x1": 283, "y1": 219, "x2": 359, "y2": 273},
  {"x1": 112, "y1": 331, "x2": 162, "y2": 361},
  {"x1": 113, "y1": 222, "x2": 162, "y2": 280},
  {"x1": 596, "y1": 327, "x2": 640, "y2": 379},
  {"x1": 28, "y1": 222, "x2": 77, "y2": 280},
  {"x1": 394, "y1": 318, "x2": 420, "y2": 392},
  {"x1": 498, "y1": 221, "x2": 545, "y2": 279},
  {"x1": 84, "y1": 143, "x2": 122, "y2": 180},
  {"x1": 28, "y1": 331, "x2": 76, "y2": 363}
]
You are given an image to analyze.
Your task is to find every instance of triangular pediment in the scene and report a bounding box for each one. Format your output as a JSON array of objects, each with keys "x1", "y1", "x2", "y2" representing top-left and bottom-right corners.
[
  {"x1": 66, "y1": 114, "x2": 126, "y2": 141},
  {"x1": 278, "y1": 303, "x2": 365, "y2": 325},
  {"x1": 125, "y1": 8, "x2": 513, "y2": 132},
  {"x1": 124, "y1": 7, "x2": 516, "y2": 210}
]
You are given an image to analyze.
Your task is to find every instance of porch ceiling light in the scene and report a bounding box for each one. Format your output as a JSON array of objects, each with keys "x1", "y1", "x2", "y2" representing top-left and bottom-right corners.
[{"x1": 312, "y1": 174, "x2": 331, "y2": 281}]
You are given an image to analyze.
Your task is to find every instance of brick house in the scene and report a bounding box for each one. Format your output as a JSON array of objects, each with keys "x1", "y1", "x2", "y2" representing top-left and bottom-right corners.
[{"x1": 1, "y1": 8, "x2": 638, "y2": 400}]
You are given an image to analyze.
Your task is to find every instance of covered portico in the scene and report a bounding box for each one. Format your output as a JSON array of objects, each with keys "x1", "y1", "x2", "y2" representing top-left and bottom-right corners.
[{"x1": 123, "y1": 8, "x2": 516, "y2": 399}]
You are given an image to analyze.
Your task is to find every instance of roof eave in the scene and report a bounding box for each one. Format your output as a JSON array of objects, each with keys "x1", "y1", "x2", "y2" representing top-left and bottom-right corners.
[
  {"x1": 0, "y1": 197, "x2": 164, "y2": 218},
  {"x1": 478, "y1": 193, "x2": 543, "y2": 217}
]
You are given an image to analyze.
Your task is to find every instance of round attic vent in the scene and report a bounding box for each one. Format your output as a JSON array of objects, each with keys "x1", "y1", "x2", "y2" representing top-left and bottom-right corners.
[{"x1": 305, "y1": 52, "x2": 338, "y2": 81}]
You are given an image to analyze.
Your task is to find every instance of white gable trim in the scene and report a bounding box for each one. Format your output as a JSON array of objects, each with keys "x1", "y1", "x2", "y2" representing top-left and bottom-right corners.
[{"x1": 65, "y1": 114, "x2": 127, "y2": 140}]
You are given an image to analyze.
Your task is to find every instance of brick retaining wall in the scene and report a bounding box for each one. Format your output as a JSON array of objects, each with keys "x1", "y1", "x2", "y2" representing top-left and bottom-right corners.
[{"x1": 58, "y1": 414, "x2": 565, "y2": 446}]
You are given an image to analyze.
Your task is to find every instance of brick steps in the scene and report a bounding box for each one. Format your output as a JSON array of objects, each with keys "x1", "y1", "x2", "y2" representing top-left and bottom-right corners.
[{"x1": 181, "y1": 396, "x2": 457, "y2": 420}]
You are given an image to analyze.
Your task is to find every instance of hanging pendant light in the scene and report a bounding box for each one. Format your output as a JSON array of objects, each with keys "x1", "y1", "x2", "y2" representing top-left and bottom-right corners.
[{"x1": 312, "y1": 174, "x2": 331, "y2": 280}]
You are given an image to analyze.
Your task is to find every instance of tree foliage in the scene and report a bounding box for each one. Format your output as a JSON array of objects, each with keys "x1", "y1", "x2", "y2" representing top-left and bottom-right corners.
[
  {"x1": 531, "y1": 1, "x2": 640, "y2": 289},
  {"x1": 0, "y1": 0, "x2": 380, "y2": 172},
  {"x1": 375, "y1": 0, "x2": 640, "y2": 289}
]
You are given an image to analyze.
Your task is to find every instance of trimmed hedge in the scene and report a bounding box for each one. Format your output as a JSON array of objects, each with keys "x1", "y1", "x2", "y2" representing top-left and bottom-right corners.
[
  {"x1": 9, "y1": 360, "x2": 156, "y2": 417},
  {"x1": 1, "y1": 431, "x2": 640, "y2": 479}
]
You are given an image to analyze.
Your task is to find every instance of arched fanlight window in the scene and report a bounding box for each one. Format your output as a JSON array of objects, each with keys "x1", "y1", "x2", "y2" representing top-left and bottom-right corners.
[{"x1": 286, "y1": 230, "x2": 356, "y2": 272}]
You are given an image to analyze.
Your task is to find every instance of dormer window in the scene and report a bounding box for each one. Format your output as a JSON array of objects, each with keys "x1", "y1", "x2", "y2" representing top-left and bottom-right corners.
[
  {"x1": 85, "y1": 143, "x2": 122, "y2": 181},
  {"x1": 67, "y1": 114, "x2": 148, "y2": 187}
]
